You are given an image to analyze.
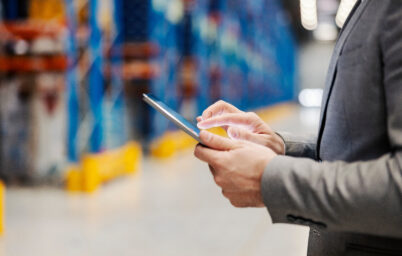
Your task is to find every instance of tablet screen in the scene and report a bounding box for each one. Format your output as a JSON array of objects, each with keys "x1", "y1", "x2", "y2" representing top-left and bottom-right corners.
[{"x1": 143, "y1": 93, "x2": 201, "y2": 142}]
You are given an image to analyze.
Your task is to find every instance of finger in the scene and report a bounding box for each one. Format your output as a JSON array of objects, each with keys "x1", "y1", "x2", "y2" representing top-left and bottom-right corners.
[
  {"x1": 208, "y1": 164, "x2": 216, "y2": 175},
  {"x1": 194, "y1": 144, "x2": 223, "y2": 164},
  {"x1": 196, "y1": 116, "x2": 203, "y2": 122},
  {"x1": 201, "y1": 100, "x2": 240, "y2": 121},
  {"x1": 199, "y1": 130, "x2": 237, "y2": 151},
  {"x1": 197, "y1": 112, "x2": 256, "y2": 130},
  {"x1": 227, "y1": 126, "x2": 267, "y2": 146}
]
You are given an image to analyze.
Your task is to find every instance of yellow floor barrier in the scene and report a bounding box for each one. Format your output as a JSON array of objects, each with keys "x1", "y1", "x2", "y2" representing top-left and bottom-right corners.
[
  {"x1": 66, "y1": 142, "x2": 142, "y2": 193},
  {"x1": 0, "y1": 181, "x2": 4, "y2": 235},
  {"x1": 150, "y1": 103, "x2": 296, "y2": 158}
]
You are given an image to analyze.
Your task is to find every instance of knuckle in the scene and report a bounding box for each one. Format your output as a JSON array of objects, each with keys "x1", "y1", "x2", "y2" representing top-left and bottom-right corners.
[
  {"x1": 221, "y1": 190, "x2": 229, "y2": 198},
  {"x1": 245, "y1": 112, "x2": 255, "y2": 121},
  {"x1": 193, "y1": 147, "x2": 199, "y2": 157},
  {"x1": 217, "y1": 100, "x2": 226, "y2": 105},
  {"x1": 241, "y1": 130, "x2": 250, "y2": 140},
  {"x1": 235, "y1": 201, "x2": 247, "y2": 208},
  {"x1": 247, "y1": 112, "x2": 258, "y2": 119},
  {"x1": 193, "y1": 145, "x2": 204, "y2": 159},
  {"x1": 230, "y1": 200, "x2": 241, "y2": 208},
  {"x1": 209, "y1": 133, "x2": 216, "y2": 142},
  {"x1": 214, "y1": 176, "x2": 224, "y2": 186},
  {"x1": 236, "y1": 140, "x2": 247, "y2": 148},
  {"x1": 194, "y1": 145, "x2": 200, "y2": 153}
]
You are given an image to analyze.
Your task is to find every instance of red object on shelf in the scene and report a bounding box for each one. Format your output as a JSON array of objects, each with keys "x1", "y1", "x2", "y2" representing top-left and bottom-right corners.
[
  {"x1": 0, "y1": 56, "x2": 68, "y2": 72},
  {"x1": 121, "y1": 42, "x2": 160, "y2": 59},
  {"x1": 179, "y1": 57, "x2": 198, "y2": 97},
  {"x1": 209, "y1": 12, "x2": 222, "y2": 25},
  {"x1": 122, "y1": 61, "x2": 160, "y2": 80},
  {"x1": 0, "y1": 21, "x2": 65, "y2": 40}
]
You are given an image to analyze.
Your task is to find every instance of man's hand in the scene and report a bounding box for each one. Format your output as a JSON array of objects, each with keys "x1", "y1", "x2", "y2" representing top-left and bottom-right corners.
[
  {"x1": 194, "y1": 130, "x2": 277, "y2": 208},
  {"x1": 197, "y1": 100, "x2": 285, "y2": 155}
]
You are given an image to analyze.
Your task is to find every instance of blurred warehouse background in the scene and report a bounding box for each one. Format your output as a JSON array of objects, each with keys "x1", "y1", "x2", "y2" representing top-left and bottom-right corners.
[{"x1": 0, "y1": 0, "x2": 357, "y2": 255}]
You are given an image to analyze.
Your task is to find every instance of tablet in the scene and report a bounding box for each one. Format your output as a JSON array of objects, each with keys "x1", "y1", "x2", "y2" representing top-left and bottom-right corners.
[{"x1": 143, "y1": 93, "x2": 201, "y2": 143}]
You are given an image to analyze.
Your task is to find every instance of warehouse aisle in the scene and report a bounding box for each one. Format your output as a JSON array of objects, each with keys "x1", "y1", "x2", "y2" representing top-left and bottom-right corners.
[{"x1": 0, "y1": 107, "x2": 320, "y2": 256}]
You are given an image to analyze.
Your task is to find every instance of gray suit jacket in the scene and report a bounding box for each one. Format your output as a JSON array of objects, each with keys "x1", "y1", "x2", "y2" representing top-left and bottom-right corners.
[{"x1": 261, "y1": 0, "x2": 402, "y2": 255}]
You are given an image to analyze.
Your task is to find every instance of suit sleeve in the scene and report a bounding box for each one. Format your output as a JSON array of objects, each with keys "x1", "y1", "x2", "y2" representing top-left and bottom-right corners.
[
  {"x1": 261, "y1": 1, "x2": 402, "y2": 239},
  {"x1": 276, "y1": 132, "x2": 317, "y2": 159}
]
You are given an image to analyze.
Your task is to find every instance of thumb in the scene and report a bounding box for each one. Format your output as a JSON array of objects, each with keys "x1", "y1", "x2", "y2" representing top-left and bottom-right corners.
[
  {"x1": 227, "y1": 126, "x2": 266, "y2": 146},
  {"x1": 199, "y1": 130, "x2": 236, "y2": 151}
]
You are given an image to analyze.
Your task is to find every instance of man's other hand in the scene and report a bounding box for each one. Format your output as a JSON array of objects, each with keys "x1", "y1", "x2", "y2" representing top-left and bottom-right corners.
[
  {"x1": 196, "y1": 100, "x2": 285, "y2": 155},
  {"x1": 194, "y1": 130, "x2": 277, "y2": 208}
]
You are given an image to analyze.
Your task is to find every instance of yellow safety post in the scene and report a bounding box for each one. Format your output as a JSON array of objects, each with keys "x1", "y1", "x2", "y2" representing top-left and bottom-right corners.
[
  {"x1": 65, "y1": 142, "x2": 142, "y2": 193},
  {"x1": 65, "y1": 165, "x2": 82, "y2": 192},
  {"x1": 0, "y1": 181, "x2": 5, "y2": 235},
  {"x1": 81, "y1": 155, "x2": 101, "y2": 193},
  {"x1": 174, "y1": 131, "x2": 198, "y2": 151},
  {"x1": 150, "y1": 132, "x2": 177, "y2": 158},
  {"x1": 29, "y1": 0, "x2": 65, "y2": 22},
  {"x1": 256, "y1": 103, "x2": 296, "y2": 123},
  {"x1": 123, "y1": 142, "x2": 142, "y2": 174}
]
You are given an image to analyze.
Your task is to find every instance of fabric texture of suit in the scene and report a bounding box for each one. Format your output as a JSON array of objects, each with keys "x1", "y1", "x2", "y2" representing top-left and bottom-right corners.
[{"x1": 261, "y1": 0, "x2": 402, "y2": 255}]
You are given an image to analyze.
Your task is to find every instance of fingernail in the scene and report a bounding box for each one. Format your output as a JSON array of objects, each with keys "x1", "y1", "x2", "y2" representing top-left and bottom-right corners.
[{"x1": 198, "y1": 121, "x2": 210, "y2": 129}]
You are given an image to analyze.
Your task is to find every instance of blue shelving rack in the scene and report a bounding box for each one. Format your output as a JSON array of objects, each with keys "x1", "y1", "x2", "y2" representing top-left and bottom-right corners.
[
  {"x1": 191, "y1": 0, "x2": 211, "y2": 113},
  {"x1": 106, "y1": 0, "x2": 126, "y2": 149},
  {"x1": 0, "y1": 0, "x2": 28, "y2": 20},
  {"x1": 88, "y1": 0, "x2": 104, "y2": 153},
  {"x1": 65, "y1": 0, "x2": 80, "y2": 162},
  {"x1": 148, "y1": 1, "x2": 180, "y2": 139},
  {"x1": 190, "y1": 0, "x2": 297, "y2": 114},
  {"x1": 65, "y1": 0, "x2": 126, "y2": 162}
]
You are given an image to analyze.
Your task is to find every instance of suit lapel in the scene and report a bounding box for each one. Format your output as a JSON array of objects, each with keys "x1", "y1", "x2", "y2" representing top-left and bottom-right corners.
[
  {"x1": 337, "y1": 0, "x2": 362, "y2": 40},
  {"x1": 316, "y1": 0, "x2": 369, "y2": 159}
]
